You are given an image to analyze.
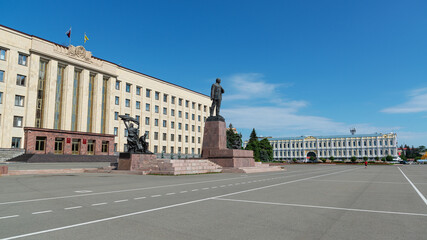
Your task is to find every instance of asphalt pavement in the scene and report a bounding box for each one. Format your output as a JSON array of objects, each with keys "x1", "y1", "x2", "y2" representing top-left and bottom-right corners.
[{"x1": 1, "y1": 165, "x2": 427, "y2": 240}]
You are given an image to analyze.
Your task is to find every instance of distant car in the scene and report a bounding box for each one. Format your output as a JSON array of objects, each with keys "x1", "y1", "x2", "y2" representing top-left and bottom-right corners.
[{"x1": 399, "y1": 161, "x2": 407, "y2": 164}]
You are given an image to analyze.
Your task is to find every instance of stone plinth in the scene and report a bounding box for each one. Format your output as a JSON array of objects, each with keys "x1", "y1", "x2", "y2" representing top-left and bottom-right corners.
[
  {"x1": 202, "y1": 120, "x2": 227, "y2": 158},
  {"x1": 118, "y1": 153, "x2": 157, "y2": 171},
  {"x1": 202, "y1": 120, "x2": 256, "y2": 168}
]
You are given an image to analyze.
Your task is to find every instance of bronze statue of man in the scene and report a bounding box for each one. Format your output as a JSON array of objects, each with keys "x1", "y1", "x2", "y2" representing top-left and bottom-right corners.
[{"x1": 210, "y1": 78, "x2": 224, "y2": 117}]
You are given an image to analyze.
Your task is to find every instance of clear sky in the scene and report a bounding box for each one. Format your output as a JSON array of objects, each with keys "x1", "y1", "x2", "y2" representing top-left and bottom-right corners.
[{"x1": 2, "y1": 0, "x2": 426, "y2": 146}]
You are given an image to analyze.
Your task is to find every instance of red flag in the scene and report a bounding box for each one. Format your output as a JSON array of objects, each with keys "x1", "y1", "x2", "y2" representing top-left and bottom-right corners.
[{"x1": 65, "y1": 28, "x2": 71, "y2": 38}]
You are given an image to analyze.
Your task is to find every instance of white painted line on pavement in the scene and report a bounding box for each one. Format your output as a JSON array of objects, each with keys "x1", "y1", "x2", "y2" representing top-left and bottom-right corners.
[
  {"x1": 92, "y1": 203, "x2": 107, "y2": 206},
  {"x1": 211, "y1": 186, "x2": 218, "y2": 189},
  {"x1": 166, "y1": 193, "x2": 176, "y2": 195},
  {"x1": 0, "y1": 167, "x2": 357, "y2": 240},
  {"x1": 114, "y1": 200, "x2": 128, "y2": 203},
  {"x1": 0, "y1": 215, "x2": 19, "y2": 220},
  {"x1": 74, "y1": 190, "x2": 93, "y2": 193},
  {"x1": 151, "y1": 195, "x2": 161, "y2": 198},
  {"x1": 398, "y1": 167, "x2": 427, "y2": 206},
  {"x1": 64, "y1": 206, "x2": 82, "y2": 210},
  {"x1": 214, "y1": 198, "x2": 427, "y2": 217},
  {"x1": 32, "y1": 210, "x2": 52, "y2": 215},
  {"x1": 134, "y1": 197, "x2": 146, "y2": 200},
  {"x1": 180, "y1": 191, "x2": 188, "y2": 193},
  {"x1": 202, "y1": 188, "x2": 209, "y2": 190},
  {"x1": 191, "y1": 189, "x2": 199, "y2": 192}
]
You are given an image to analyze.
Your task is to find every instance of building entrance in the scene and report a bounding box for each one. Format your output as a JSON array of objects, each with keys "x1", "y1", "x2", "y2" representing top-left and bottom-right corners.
[{"x1": 307, "y1": 152, "x2": 316, "y2": 161}]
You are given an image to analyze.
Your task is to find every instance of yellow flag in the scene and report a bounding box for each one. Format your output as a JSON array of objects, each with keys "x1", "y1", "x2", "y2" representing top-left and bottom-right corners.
[{"x1": 84, "y1": 33, "x2": 89, "y2": 43}]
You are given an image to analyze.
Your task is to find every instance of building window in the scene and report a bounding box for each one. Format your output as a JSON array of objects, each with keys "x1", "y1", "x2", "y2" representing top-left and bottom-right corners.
[
  {"x1": 155, "y1": 91, "x2": 160, "y2": 100},
  {"x1": 179, "y1": 111, "x2": 182, "y2": 118},
  {"x1": 136, "y1": 86, "x2": 141, "y2": 95},
  {"x1": 185, "y1": 100, "x2": 189, "y2": 107},
  {"x1": 179, "y1": 98, "x2": 182, "y2": 106},
  {"x1": 171, "y1": 146, "x2": 174, "y2": 153},
  {"x1": 178, "y1": 135, "x2": 182, "y2": 142},
  {"x1": 163, "y1": 133, "x2": 167, "y2": 141},
  {"x1": 15, "y1": 95, "x2": 25, "y2": 107},
  {"x1": 185, "y1": 112, "x2": 188, "y2": 119},
  {"x1": 154, "y1": 145, "x2": 158, "y2": 153},
  {"x1": 185, "y1": 136, "x2": 188, "y2": 143},
  {"x1": 115, "y1": 96, "x2": 119, "y2": 105},
  {"x1": 0, "y1": 92, "x2": 3, "y2": 104},
  {"x1": 102, "y1": 141, "x2": 109, "y2": 153},
  {"x1": 16, "y1": 74, "x2": 26, "y2": 86},
  {"x1": 171, "y1": 134, "x2": 175, "y2": 141},
  {"x1": 18, "y1": 54, "x2": 27, "y2": 66},
  {"x1": 198, "y1": 137, "x2": 201, "y2": 144},
  {"x1": 178, "y1": 123, "x2": 182, "y2": 130},
  {"x1": 192, "y1": 114, "x2": 195, "y2": 120},
  {"x1": 0, "y1": 49, "x2": 6, "y2": 60},
  {"x1": 198, "y1": 126, "x2": 201, "y2": 132},
  {"x1": 198, "y1": 104, "x2": 201, "y2": 110},
  {"x1": 136, "y1": 115, "x2": 140, "y2": 122},
  {"x1": 146, "y1": 103, "x2": 150, "y2": 111},
  {"x1": 136, "y1": 101, "x2": 141, "y2": 109},
  {"x1": 171, "y1": 96, "x2": 175, "y2": 104},
  {"x1": 185, "y1": 124, "x2": 188, "y2": 131},
  {"x1": 114, "y1": 143, "x2": 117, "y2": 152},
  {"x1": 192, "y1": 136, "x2": 195, "y2": 143},
  {"x1": 155, "y1": 105, "x2": 159, "y2": 113},
  {"x1": 154, "y1": 119, "x2": 159, "y2": 126},
  {"x1": 192, "y1": 102, "x2": 195, "y2": 109},
  {"x1": 145, "y1": 117, "x2": 150, "y2": 125},
  {"x1": 163, "y1": 120, "x2": 167, "y2": 127},
  {"x1": 113, "y1": 127, "x2": 118, "y2": 136},
  {"x1": 125, "y1": 99, "x2": 130, "y2": 107},
  {"x1": 35, "y1": 137, "x2": 46, "y2": 151},
  {"x1": 154, "y1": 132, "x2": 158, "y2": 140},
  {"x1": 171, "y1": 121, "x2": 175, "y2": 129},
  {"x1": 198, "y1": 115, "x2": 201, "y2": 121},
  {"x1": 146, "y1": 89, "x2": 151, "y2": 97},
  {"x1": 114, "y1": 112, "x2": 119, "y2": 120},
  {"x1": 11, "y1": 137, "x2": 21, "y2": 148},
  {"x1": 204, "y1": 105, "x2": 207, "y2": 112},
  {"x1": 126, "y1": 83, "x2": 131, "y2": 92},
  {"x1": 192, "y1": 125, "x2": 195, "y2": 132},
  {"x1": 163, "y1": 107, "x2": 167, "y2": 115},
  {"x1": 13, "y1": 116, "x2": 23, "y2": 127},
  {"x1": 115, "y1": 80, "x2": 120, "y2": 90},
  {"x1": 0, "y1": 70, "x2": 4, "y2": 82},
  {"x1": 163, "y1": 94, "x2": 168, "y2": 102},
  {"x1": 145, "y1": 131, "x2": 149, "y2": 139},
  {"x1": 72, "y1": 139, "x2": 81, "y2": 155}
]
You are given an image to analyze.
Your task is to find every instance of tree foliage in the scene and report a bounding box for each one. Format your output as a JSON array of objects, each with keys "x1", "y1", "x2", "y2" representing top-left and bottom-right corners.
[
  {"x1": 259, "y1": 138, "x2": 273, "y2": 162},
  {"x1": 226, "y1": 123, "x2": 242, "y2": 149},
  {"x1": 350, "y1": 156, "x2": 357, "y2": 163},
  {"x1": 245, "y1": 129, "x2": 260, "y2": 161}
]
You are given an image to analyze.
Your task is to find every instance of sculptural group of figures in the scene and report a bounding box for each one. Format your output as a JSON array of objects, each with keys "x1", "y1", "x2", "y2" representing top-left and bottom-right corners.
[
  {"x1": 119, "y1": 115, "x2": 151, "y2": 154},
  {"x1": 120, "y1": 78, "x2": 226, "y2": 153}
]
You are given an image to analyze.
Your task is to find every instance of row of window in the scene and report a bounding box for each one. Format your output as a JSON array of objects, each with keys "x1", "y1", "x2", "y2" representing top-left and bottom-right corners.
[
  {"x1": 273, "y1": 139, "x2": 394, "y2": 149},
  {"x1": 0, "y1": 94, "x2": 25, "y2": 106},
  {"x1": 0, "y1": 70, "x2": 27, "y2": 86},
  {"x1": 115, "y1": 80, "x2": 207, "y2": 111},
  {"x1": 274, "y1": 149, "x2": 394, "y2": 158},
  {"x1": 33, "y1": 136, "x2": 109, "y2": 154},
  {"x1": 0, "y1": 48, "x2": 28, "y2": 66},
  {"x1": 151, "y1": 145, "x2": 200, "y2": 155}
]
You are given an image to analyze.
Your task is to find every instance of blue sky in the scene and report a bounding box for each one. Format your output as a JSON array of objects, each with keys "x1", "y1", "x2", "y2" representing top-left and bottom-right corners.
[{"x1": 2, "y1": 0, "x2": 426, "y2": 146}]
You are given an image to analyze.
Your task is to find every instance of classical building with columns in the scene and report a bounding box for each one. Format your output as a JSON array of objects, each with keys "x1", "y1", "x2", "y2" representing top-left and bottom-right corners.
[
  {"x1": 0, "y1": 25, "x2": 211, "y2": 156},
  {"x1": 268, "y1": 132, "x2": 398, "y2": 161}
]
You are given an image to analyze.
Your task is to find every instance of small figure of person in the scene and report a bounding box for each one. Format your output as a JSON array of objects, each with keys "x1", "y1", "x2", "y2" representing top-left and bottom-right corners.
[
  {"x1": 210, "y1": 78, "x2": 224, "y2": 117},
  {"x1": 365, "y1": 160, "x2": 368, "y2": 168}
]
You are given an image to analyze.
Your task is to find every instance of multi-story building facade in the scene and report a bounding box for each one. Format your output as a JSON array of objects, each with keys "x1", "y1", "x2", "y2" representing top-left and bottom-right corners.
[
  {"x1": 0, "y1": 25, "x2": 211, "y2": 155},
  {"x1": 269, "y1": 133, "x2": 398, "y2": 161}
]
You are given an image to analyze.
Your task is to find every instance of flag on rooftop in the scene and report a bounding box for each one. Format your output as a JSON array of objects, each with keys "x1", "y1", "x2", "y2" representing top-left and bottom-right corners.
[
  {"x1": 65, "y1": 27, "x2": 71, "y2": 38},
  {"x1": 84, "y1": 33, "x2": 89, "y2": 43}
]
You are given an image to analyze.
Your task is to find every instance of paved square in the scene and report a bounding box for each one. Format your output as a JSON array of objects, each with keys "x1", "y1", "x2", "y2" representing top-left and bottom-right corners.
[{"x1": 1, "y1": 165, "x2": 427, "y2": 239}]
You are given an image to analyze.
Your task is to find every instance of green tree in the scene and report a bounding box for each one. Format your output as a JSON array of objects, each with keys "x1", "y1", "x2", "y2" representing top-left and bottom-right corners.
[
  {"x1": 350, "y1": 156, "x2": 357, "y2": 163},
  {"x1": 245, "y1": 129, "x2": 260, "y2": 161},
  {"x1": 375, "y1": 156, "x2": 379, "y2": 161},
  {"x1": 329, "y1": 156, "x2": 335, "y2": 162},
  {"x1": 321, "y1": 158, "x2": 327, "y2": 163},
  {"x1": 226, "y1": 123, "x2": 242, "y2": 149},
  {"x1": 386, "y1": 155, "x2": 393, "y2": 161},
  {"x1": 363, "y1": 156, "x2": 368, "y2": 162},
  {"x1": 259, "y1": 138, "x2": 273, "y2": 162},
  {"x1": 292, "y1": 158, "x2": 297, "y2": 163},
  {"x1": 381, "y1": 157, "x2": 386, "y2": 162}
]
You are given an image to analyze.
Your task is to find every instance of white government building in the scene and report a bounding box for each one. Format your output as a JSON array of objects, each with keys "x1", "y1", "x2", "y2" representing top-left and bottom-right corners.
[
  {"x1": 269, "y1": 131, "x2": 398, "y2": 161},
  {"x1": 0, "y1": 24, "x2": 211, "y2": 155}
]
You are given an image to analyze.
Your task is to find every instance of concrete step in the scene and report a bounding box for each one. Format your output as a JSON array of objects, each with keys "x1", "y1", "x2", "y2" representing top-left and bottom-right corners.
[{"x1": 0, "y1": 149, "x2": 25, "y2": 162}]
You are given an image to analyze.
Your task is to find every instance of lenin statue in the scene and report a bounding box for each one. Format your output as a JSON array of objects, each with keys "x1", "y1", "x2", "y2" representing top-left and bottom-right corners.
[{"x1": 210, "y1": 78, "x2": 224, "y2": 118}]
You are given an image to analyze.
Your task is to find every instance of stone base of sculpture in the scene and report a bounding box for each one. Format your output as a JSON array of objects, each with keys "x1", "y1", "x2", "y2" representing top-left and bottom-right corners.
[
  {"x1": 117, "y1": 153, "x2": 157, "y2": 171},
  {"x1": 202, "y1": 120, "x2": 256, "y2": 168}
]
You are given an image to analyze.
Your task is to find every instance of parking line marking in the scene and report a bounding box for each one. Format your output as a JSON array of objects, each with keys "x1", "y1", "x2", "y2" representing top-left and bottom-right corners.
[
  {"x1": 398, "y1": 167, "x2": 427, "y2": 206},
  {"x1": 134, "y1": 197, "x2": 146, "y2": 200},
  {"x1": 166, "y1": 193, "x2": 176, "y2": 195},
  {"x1": 192, "y1": 189, "x2": 199, "y2": 192},
  {"x1": 114, "y1": 200, "x2": 128, "y2": 203},
  {"x1": 64, "y1": 206, "x2": 82, "y2": 210},
  {"x1": 180, "y1": 191, "x2": 188, "y2": 193},
  {"x1": 32, "y1": 210, "x2": 52, "y2": 215},
  {"x1": 74, "y1": 190, "x2": 93, "y2": 193},
  {"x1": 151, "y1": 195, "x2": 161, "y2": 198},
  {"x1": 0, "y1": 167, "x2": 356, "y2": 240},
  {"x1": 92, "y1": 203, "x2": 108, "y2": 206},
  {"x1": 0, "y1": 215, "x2": 19, "y2": 220},
  {"x1": 214, "y1": 198, "x2": 427, "y2": 217},
  {"x1": 202, "y1": 188, "x2": 210, "y2": 190},
  {"x1": 211, "y1": 186, "x2": 218, "y2": 189}
]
